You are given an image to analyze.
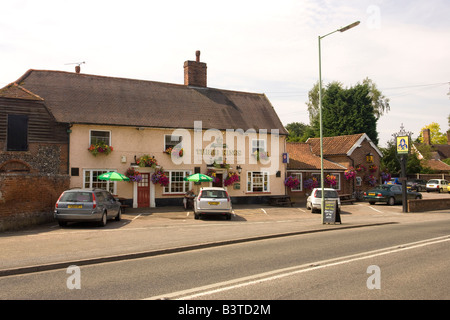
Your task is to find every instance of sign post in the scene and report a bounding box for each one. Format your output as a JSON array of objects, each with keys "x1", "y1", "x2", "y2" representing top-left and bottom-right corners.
[{"x1": 393, "y1": 124, "x2": 413, "y2": 213}]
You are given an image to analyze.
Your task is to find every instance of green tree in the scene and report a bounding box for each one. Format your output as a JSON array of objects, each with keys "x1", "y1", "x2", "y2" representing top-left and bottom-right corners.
[
  {"x1": 285, "y1": 122, "x2": 315, "y2": 142},
  {"x1": 381, "y1": 140, "x2": 426, "y2": 175},
  {"x1": 309, "y1": 81, "x2": 379, "y2": 144},
  {"x1": 417, "y1": 122, "x2": 447, "y2": 144},
  {"x1": 306, "y1": 78, "x2": 389, "y2": 145}
]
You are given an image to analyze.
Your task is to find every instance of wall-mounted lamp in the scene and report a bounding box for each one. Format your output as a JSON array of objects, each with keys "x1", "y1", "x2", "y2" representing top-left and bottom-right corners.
[
  {"x1": 366, "y1": 153, "x2": 374, "y2": 163},
  {"x1": 236, "y1": 165, "x2": 242, "y2": 174}
]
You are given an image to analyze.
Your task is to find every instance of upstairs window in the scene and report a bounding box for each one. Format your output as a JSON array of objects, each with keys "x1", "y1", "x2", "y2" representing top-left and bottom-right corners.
[
  {"x1": 90, "y1": 130, "x2": 111, "y2": 146},
  {"x1": 165, "y1": 134, "x2": 182, "y2": 150},
  {"x1": 7, "y1": 115, "x2": 28, "y2": 151}
]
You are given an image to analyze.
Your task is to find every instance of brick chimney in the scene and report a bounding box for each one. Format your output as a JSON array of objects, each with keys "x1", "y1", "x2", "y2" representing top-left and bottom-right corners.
[
  {"x1": 447, "y1": 130, "x2": 450, "y2": 145},
  {"x1": 423, "y1": 128, "x2": 431, "y2": 145},
  {"x1": 184, "y1": 50, "x2": 207, "y2": 87}
]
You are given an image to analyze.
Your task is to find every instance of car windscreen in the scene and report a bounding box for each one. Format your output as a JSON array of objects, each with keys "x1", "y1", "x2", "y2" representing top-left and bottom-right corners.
[
  {"x1": 199, "y1": 190, "x2": 227, "y2": 199},
  {"x1": 59, "y1": 192, "x2": 93, "y2": 202},
  {"x1": 428, "y1": 180, "x2": 439, "y2": 184},
  {"x1": 315, "y1": 190, "x2": 338, "y2": 198}
]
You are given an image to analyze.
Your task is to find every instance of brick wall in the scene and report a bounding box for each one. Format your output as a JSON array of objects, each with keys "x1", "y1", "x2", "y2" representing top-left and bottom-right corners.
[
  {"x1": 408, "y1": 198, "x2": 450, "y2": 212},
  {"x1": 0, "y1": 173, "x2": 69, "y2": 231}
]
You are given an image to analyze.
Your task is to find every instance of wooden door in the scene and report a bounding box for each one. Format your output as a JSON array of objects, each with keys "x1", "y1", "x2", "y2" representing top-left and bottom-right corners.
[{"x1": 138, "y1": 173, "x2": 150, "y2": 207}]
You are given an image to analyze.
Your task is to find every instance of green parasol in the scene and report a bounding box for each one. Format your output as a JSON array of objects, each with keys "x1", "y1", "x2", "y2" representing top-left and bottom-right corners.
[
  {"x1": 98, "y1": 171, "x2": 130, "y2": 181},
  {"x1": 183, "y1": 173, "x2": 213, "y2": 182}
]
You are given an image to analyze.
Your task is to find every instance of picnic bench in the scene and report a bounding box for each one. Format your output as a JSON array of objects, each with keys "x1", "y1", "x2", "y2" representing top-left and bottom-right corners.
[
  {"x1": 114, "y1": 196, "x2": 130, "y2": 213},
  {"x1": 339, "y1": 193, "x2": 356, "y2": 204},
  {"x1": 267, "y1": 195, "x2": 295, "y2": 207}
]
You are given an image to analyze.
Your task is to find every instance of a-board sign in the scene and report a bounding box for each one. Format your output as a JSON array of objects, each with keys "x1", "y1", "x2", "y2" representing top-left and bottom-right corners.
[{"x1": 323, "y1": 200, "x2": 341, "y2": 224}]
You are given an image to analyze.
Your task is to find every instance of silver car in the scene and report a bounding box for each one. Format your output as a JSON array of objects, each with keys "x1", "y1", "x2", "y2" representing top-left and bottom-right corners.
[
  {"x1": 306, "y1": 188, "x2": 341, "y2": 213},
  {"x1": 194, "y1": 187, "x2": 233, "y2": 220},
  {"x1": 54, "y1": 189, "x2": 121, "y2": 227}
]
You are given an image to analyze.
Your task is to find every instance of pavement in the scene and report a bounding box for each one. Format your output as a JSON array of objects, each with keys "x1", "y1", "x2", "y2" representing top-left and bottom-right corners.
[{"x1": 1, "y1": 196, "x2": 449, "y2": 277}]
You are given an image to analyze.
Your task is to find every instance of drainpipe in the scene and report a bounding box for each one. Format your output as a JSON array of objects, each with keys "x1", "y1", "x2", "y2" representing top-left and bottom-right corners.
[{"x1": 67, "y1": 124, "x2": 72, "y2": 175}]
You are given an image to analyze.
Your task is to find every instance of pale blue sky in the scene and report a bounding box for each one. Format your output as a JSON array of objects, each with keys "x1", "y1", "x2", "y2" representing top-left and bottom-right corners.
[{"x1": 1, "y1": 0, "x2": 449, "y2": 147}]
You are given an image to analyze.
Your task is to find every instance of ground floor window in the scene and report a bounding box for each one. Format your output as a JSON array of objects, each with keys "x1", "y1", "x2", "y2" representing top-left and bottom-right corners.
[
  {"x1": 311, "y1": 172, "x2": 341, "y2": 190},
  {"x1": 247, "y1": 171, "x2": 269, "y2": 192},
  {"x1": 289, "y1": 172, "x2": 303, "y2": 191},
  {"x1": 163, "y1": 170, "x2": 192, "y2": 194},
  {"x1": 83, "y1": 169, "x2": 116, "y2": 194}
]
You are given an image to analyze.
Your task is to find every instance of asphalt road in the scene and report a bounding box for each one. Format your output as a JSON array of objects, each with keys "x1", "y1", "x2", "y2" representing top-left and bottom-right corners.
[{"x1": 1, "y1": 216, "x2": 449, "y2": 301}]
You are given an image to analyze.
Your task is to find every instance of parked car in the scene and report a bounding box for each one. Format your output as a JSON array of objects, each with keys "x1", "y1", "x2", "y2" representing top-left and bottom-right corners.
[
  {"x1": 54, "y1": 188, "x2": 121, "y2": 227},
  {"x1": 363, "y1": 184, "x2": 422, "y2": 205},
  {"x1": 406, "y1": 179, "x2": 427, "y2": 192},
  {"x1": 193, "y1": 187, "x2": 233, "y2": 220},
  {"x1": 426, "y1": 179, "x2": 449, "y2": 193},
  {"x1": 306, "y1": 188, "x2": 341, "y2": 214},
  {"x1": 386, "y1": 177, "x2": 401, "y2": 185}
]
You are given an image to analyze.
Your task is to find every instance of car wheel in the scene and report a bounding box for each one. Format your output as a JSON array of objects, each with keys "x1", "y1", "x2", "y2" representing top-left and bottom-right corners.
[
  {"x1": 439, "y1": 188, "x2": 443, "y2": 193},
  {"x1": 98, "y1": 212, "x2": 107, "y2": 227},
  {"x1": 388, "y1": 197, "x2": 395, "y2": 206},
  {"x1": 306, "y1": 202, "x2": 311, "y2": 210},
  {"x1": 369, "y1": 201, "x2": 375, "y2": 205},
  {"x1": 115, "y1": 207, "x2": 122, "y2": 221},
  {"x1": 58, "y1": 221, "x2": 67, "y2": 227},
  {"x1": 226, "y1": 213, "x2": 231, "y2": 220},
  {"x1": 194, "y1": 213, "x2": 199, "y2": 220},
  {"x1": 415, "y1": 195, "x2": 422, "y2": 200}
]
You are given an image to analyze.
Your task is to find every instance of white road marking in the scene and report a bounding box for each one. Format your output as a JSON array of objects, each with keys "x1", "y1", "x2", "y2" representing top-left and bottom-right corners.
[{"x1": 146, "y1": 235, "x2": 450, "y2": 300}]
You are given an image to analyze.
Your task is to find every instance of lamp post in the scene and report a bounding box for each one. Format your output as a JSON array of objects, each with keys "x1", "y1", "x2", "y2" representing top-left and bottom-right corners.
[{"x1": 318, "y1": 21, "x2": 360, "y2": 224}]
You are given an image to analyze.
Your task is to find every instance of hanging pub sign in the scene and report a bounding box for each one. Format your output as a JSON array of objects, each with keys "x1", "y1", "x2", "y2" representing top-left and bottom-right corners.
[{"x1": 396, "y1": 135, "x2": 410, "y2": 155}]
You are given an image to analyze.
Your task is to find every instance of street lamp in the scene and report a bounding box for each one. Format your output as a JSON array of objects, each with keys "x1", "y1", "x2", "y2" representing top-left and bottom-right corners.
[{"x1": 318, "y1": 21, "x2": 360, "y2": 224}]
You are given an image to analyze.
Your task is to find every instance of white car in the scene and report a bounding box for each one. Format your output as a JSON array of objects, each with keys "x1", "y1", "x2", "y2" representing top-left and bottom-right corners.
[
  {"x1": 426, "y1": 179, "x2": 449, "y2": 193},
  {"x1": 194, "y1": 187, "x2": 233, "y2": 220},
  {"x1": 306, "y1": 188, "x2": 341, "y2": 213}
]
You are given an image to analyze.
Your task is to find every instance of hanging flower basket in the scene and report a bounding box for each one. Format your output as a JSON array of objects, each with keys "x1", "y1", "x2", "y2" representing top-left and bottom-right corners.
[
  {"x1": 369, "y1": 165, "x2": 378, "y2": 173},
  {"x1": 355, "y1": 164, "x2": 366, "y2": 172},
  {"x1": 381, "y1": 171, "x2": 391, "y2": 183},
  {"x1": 284, "y1": 176, "x2": 300, "y2": 189},
  {"x1": 125, "y1": 167, "x2": 142, "y2": 183},
  {"x1": 325, "y1": 174, "x2": 337, "y2": 187},
  {"x1": 205, "y1": 169, "x2": 220, "y2": 184},
  {"x1": 344, "y1": 167, "x2": 356, "y2": 180},
  {"x1": 365, "y1": 175, "x2": 377, "y2": 186},
  {"x1": 304, "y1": 177, "x2": 319, "y2": 190},
  {"x1": 88, "y1": 141, "x2": 113, "y2": 156},
  {"x1": 151, "y1": 169, "x2": 169, "y2": 186},
  {"x1": 136, "y1": 154, "x2": 158, "y2": 168},
  {"x1": 224, "y1": 172, "x2": 239, "y2": 186}
]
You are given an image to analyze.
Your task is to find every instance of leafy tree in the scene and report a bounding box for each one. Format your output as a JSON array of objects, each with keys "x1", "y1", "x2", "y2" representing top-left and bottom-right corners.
[
  {"x1": 286, "y1": 122, "x2": 315, "y2": 142},
  {"x1": 309, "y1": 81, "x2": 379, "y2": 144},
  {"x1": 305, "y1": 78, "x2": 389, "y2": 145},
  {"x1": 381, "y1": 139, "x2": 429, "y2": 175},
  {"x1": 417, "y1": 122, "x2": 447, "y2": 144}
]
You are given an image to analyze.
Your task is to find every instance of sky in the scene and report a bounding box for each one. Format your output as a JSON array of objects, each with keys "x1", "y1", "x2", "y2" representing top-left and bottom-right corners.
[{"x1": 1, "y1": 0, "x2": 449, "y2": 147}]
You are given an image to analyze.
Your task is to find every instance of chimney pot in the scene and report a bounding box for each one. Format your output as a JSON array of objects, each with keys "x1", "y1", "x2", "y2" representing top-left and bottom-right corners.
[
  {"x1": 184, "y1": 50, "x2": 207, "y2": 87},
  {"x1": 423, "y1": 128, "x2": 431, "y2": 145},
  {"x1": 75, "y1": 65, "x2": 81, "y2": 74}
]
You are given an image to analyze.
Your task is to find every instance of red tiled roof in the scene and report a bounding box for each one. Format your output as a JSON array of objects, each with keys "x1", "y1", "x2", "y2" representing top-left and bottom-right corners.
[
  {"x1": 307, "y1": 133, "x2": 365, "y2": 156},
  {"x1": 422, "y1": 159, "x2": 450, "y2": 173},
  {"x1": 286, "y1": 142, "x2": 346, "y2": 170}
]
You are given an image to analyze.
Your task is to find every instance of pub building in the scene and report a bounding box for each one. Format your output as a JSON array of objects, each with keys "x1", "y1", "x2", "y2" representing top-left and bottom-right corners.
[{"x1": 1, "y1": 51, "x2": 289, "y2": 208}]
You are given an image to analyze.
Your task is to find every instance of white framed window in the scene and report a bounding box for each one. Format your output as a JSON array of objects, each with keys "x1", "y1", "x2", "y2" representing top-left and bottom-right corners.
[
  {"x1": 247, "y1": 171, "x2": 269, "y2": 192},
  {"x1": 251, "y1": 139, "x2": 266, "y2": 153},
  {"x1": 163, "y1": 170, "x2": 192, "y2": 194},
  {"x1": 83, "y1": 169, "x2": 116, "y2": 194},
  {"x1": 289, "y1": 172, "x2": 303, "y2": 191},
  {"x1": 165, "y1": 134, "x2": 182, "y2": 151},
  {"x1": 311, "y1": 172, "x2": 341, "y2": 190},
  {"x1": 90, "y1": 130, "x2": 111, "y2": 145}
]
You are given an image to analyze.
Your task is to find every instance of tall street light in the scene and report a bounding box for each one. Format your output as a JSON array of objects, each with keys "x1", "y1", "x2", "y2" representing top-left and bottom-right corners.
[{"x1": 318, "y1": 21, "x2": 360, "y2": 224}]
